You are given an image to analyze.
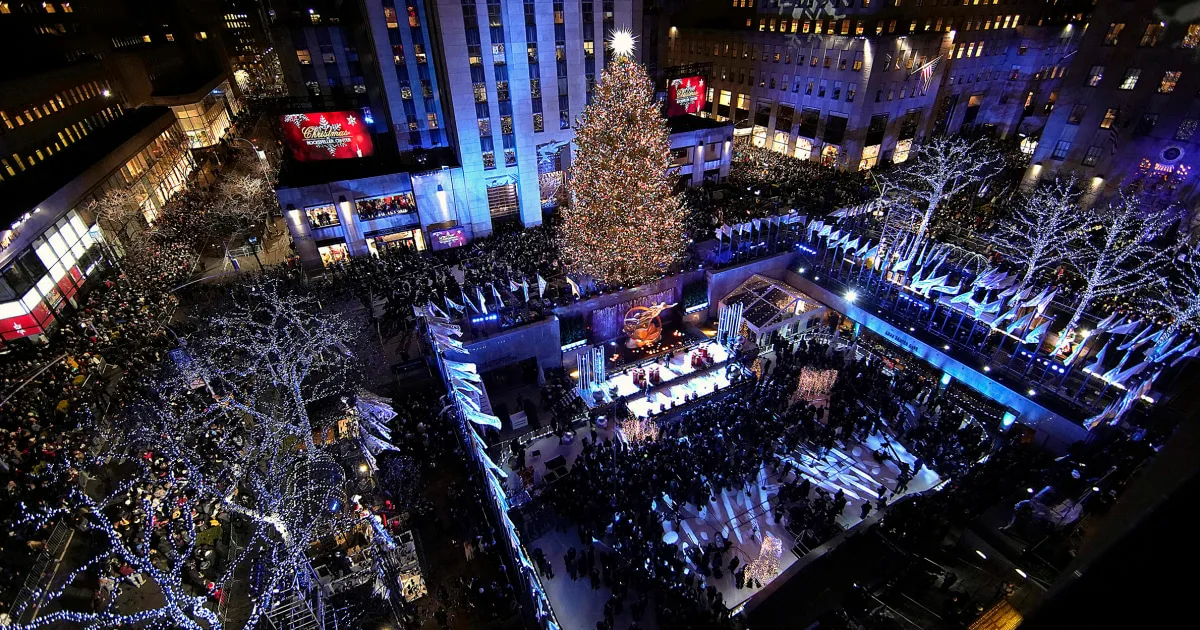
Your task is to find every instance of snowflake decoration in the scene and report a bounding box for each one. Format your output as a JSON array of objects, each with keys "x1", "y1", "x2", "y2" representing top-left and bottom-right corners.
[
  {"x1": 319, "y1": 115, "x2": 329, "y2": 126},
  {"x1": 283, "y1": 114, "x2": 310, "y2": 128},
  {"x1": 346, "y1": 114, "x2": 357, "y2": 127}
]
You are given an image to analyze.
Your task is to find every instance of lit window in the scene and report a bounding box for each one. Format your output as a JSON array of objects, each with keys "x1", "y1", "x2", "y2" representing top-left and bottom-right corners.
[
  {"x1": 1103, "y1": 23, "x2": 1124, "y2": 45},
  {"x1": 142, "y1": 34, "x2": 151, "y2": 43},
  {"x1": 297, "y1": 49, "x2": 311, "y2": 65},
  {"x1": 427, "y1": 113, "x2": 439, "y2": 129},
  {"x1": 1086, "y1": 65, "x2": 1104, "y2": 87},
  {"x1": 43, "y1": 1, "x2": 54, "y2": 12},
  {"x1": 1140, "y1": 23, "x2": 1164, "y2": 47},
  {"x1": 1051, "y1": 140, "x2": 1070, "y2": 160},
  {"x1": 408, "y1": 6, "x2": 420, "y2": 28},
  {"x1": 0, "y1": 3, "x2": 10, "y2": 14},
  {"x1": 165, "y1": 33, "x2": 174, "y2": 41},
  {"x1": 384, "y1": 7, "x2": 399, "y2": 28},
  {"x1": 1159, "y1": 70, "x2": 1181, "y2": 93},
  {"x1": 1100, "y1": 108, "x2": 1119, "y2": 129},
  {"x1": 1184, "y1": 25, "x2": 1200, "y2": 49},
  {"x1": 1119, "y1": 68, "x2": 1140, "y2": 90}
]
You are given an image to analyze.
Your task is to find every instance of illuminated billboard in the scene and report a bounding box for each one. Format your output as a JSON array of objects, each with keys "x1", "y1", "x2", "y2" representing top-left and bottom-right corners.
[
  {"x1": 666, "y1": 76, "x2": 707, "y2": 117},
  {"x1": 429, "y1": 227, "x2": 468, "y2": 251},
  {"x1": 280, "y1": 111, "x2": 375, "y2": 161}
]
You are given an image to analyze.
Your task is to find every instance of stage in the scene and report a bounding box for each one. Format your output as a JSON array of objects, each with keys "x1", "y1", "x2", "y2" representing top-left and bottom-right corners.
[{"x1": 581, "y1": 339, "x2": 748, "y2": 418}]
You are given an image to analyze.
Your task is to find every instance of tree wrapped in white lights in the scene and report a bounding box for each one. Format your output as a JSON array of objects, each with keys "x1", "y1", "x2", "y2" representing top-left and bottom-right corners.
[
  {"x1": 1149, "y1": 248, "x2": 1200, "y2": 336},
  {"x1": 191, "y1": 277, "x2": 358, "y2": 451},
  {"x1": 878, "y1": 136, "x2": 999, "y2": 254},
  {"x1": 1064, "y1": 191, "x2": 1174, "y2": 332},
  {"x1": 986, "y1": 176, "x2": 1088, "y2": 292},
  {"x1": 12, "y1": 459, "x2": 224, "y2": 630}
]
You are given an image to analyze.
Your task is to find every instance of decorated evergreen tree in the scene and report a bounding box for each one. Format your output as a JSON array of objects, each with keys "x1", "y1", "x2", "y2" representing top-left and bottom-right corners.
[{"x1": 560, "y1": 31, "x2": 687, "y2": 286}]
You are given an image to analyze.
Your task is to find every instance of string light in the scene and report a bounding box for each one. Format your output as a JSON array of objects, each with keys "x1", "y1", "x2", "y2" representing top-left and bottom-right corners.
[
  {"x1": 744, "y1": 536, "x2": 783, "y2": 585},
  {"x1": 619, "y1": 416, "x2": 660, "y2": 443}
]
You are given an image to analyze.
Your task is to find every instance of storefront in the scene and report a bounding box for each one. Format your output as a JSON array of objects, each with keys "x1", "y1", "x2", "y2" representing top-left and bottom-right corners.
[
  {"x1": 1, "y1": 210, "x2": 104, "y2": 347},
  {"x1": 366, "y1": 228, "x2": 425, "y2": 255},
  {"x1": 317, "y1": 240, "x2": 350, "y2": 267}
]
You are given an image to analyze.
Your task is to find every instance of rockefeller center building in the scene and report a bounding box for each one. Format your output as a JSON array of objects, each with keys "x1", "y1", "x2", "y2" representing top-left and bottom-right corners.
[
  {"x1": 663, "y1": 0, "x2": 1088, "y2": 169},
  {"x1": 1030, "y1": 0, "x2": 1200, "y2": 206},
  {"x1": 273, "y1": 0, "x2": 733, "y2": 262}
]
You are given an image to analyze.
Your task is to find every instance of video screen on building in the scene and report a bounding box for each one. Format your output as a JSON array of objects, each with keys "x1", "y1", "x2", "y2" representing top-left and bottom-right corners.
[
  {"x1": 429, "y1": 227, "x2": 468, "y2": 251},
  {"x1": 280, "y1": 111, "x2": 375, "y2": 161},
  {"x1": 666, "y1": 76, "x2": 707, "y2": 117}
]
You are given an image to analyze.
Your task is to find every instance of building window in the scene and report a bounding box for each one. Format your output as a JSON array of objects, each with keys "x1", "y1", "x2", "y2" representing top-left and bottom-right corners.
[
  {"x1": 1100, "y1": 108, "x2": 1119, "y2": 129},
  {"x1": 1119, "y1": 68, "x2": 1140, "y2": 90},
  {"x1": 384, "y1": 7, "x2": 399, "y2": 28},
  {"x1": 1183, "y1": 24, "x2": 1200, "y2": 48},
  {"x1": 1086, "y1": 65, "x2": 1104, "y2": 87},
  {"x1": 1140, "y1": 23, "x2": 1164, "y2": 47},
  {"x1": 1176, "y1": 118, "x2": 1198, "y2": 141},
  {"x1": 1103, "y1": 23, "x2": 1125, "y2": 45},
  {"x1": 1051, "y1": 140, "x2": 1070, "y2": 160},
  {"x1": 487, "y1": 182, "x2": 519, "y2": 217},
  {"x1": 297, "y1": 49, "x2": 311, "y2": 65},
  {"x1": 1159, "y1": 71, "x2": 1181, "y2": 93},
  {"x1": 1082, "y1": 146, "x2": 1102, "y2": 167}
]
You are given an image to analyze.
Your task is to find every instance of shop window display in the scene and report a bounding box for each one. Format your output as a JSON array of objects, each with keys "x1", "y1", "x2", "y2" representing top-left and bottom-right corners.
[
  {"x1": 306, "y1": 204, "x2": 340, "y2": 228},
  {"x1": 356, "y1": 193, "x2": 416, "y2": 221}
]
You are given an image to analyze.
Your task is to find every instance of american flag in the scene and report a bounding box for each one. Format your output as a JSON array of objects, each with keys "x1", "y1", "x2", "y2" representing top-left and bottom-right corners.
[{"x1": 913, "y1": 56, "x2": 942, "y2": 95}]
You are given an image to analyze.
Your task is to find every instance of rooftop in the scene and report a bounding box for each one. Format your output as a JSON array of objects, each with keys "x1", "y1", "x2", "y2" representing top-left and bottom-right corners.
[
  {"x1": 666, "y1": 114, "x2": 731, "y2": 134},
  {"x1": 0, "y1": 106, "x2": 175, "y2": 227},
  {"x1": 277, "y1": 145, "x2": 461, "y2": 190},
  {"x1": 721, "y1": 274, "x2": 821, "y2": 331}
]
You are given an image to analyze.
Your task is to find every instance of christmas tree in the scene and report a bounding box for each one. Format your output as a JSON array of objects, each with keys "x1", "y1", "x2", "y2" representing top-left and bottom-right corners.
[{"x1": 560, "y1": 31, "x2": 687, "y2": 287}]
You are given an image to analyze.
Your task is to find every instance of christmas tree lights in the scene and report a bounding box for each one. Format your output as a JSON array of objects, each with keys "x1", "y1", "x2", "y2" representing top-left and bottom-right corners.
[{"x1": 559, "y1": 41, "x2": 687, "y2": 286}]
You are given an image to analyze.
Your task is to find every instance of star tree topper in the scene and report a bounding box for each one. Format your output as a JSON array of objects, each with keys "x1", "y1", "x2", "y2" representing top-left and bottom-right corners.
[{"x1": 608, "y1": 28, "x2": 637, "y2": 58}]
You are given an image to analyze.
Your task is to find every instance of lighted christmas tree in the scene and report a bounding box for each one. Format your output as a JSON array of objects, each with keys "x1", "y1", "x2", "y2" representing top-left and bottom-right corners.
[{"x1": 560, "y1": 30, "x2": 687, "y2": 286}]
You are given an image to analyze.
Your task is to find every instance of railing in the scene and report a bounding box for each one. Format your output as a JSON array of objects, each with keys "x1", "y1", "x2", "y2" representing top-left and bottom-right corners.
[{"x1": 10, "y1": 522, "x2": 74, "y2": 624}]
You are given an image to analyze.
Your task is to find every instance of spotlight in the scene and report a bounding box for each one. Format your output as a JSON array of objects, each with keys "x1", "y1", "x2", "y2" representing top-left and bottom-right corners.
[
  {"x1": 845, "y1": 290, "x2": 858, "y2": 302},
  {"x1": 1027, "y1": 388, "x2": 1036, "y2": 396}
]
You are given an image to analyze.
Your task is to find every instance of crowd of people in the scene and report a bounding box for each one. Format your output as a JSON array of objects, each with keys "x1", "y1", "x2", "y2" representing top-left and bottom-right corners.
[
  {"x1": 531, "y1": 330, "x2": 1011, "y2": 629},
  {"x1": 0, "y1": 237, "x2": 196, "y2": 617},
  {"x1": 683, "y1": 142, "x2": 872, "y2": 242}
]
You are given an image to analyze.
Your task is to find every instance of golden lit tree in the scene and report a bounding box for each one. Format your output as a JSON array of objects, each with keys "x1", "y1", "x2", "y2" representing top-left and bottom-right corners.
[{"x1": 560, "y1": 31, "x2": 687, "y2": 286}]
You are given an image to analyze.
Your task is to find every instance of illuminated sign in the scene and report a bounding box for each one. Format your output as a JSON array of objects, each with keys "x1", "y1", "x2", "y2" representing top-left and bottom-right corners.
[
  {"x1": 666, "y1": 76, "x2": 707, "y2": 117},
  {"x1": 280, "y1": 111, "x2": 375, "y2": 161},
  {"x1": 429, "y1": 227, "x2": 467, "y2": 251}
]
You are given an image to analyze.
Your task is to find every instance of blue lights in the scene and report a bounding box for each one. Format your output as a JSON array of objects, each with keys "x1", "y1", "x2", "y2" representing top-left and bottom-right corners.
[
  {"x1": 471, "y1": 313, "x2": 500, "y2": 324},
  {"x1": 1002, "y1": 411, "x2": 1017, "y2": 429},
  {"x1": 796, "y1": 243, "x2": 817, "y2": 255}
]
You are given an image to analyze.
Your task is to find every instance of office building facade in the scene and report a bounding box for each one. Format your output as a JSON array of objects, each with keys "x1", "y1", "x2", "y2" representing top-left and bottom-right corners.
[
  {"x1": 1031, "y1": 0, "x2": 1200, "y2": 207},
  {"x1": 663, "y1": 0, "x2": 1086, "y2": 170}
]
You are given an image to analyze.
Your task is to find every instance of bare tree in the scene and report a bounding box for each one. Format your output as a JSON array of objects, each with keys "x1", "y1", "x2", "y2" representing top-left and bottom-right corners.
[
  {"x1": 986, "y1": 175, "x2": 1088, "y2": 292},
  {"x1": 88, "y1": 188, "x2": 144, "y2": 252},
  {"x1": 1064, "y1": 191, "x2": 1174, "y2": 332},
  {"x1": 878, "y1": 135, "x2": 1000, "y2": 253}
]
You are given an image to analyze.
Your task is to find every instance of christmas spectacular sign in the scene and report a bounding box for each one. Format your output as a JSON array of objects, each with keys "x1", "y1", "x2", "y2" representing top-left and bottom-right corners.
[
  {"x1": 280, "y1": 111, "x2": 375, "y2": 161},
  {"x1": 666, "y1": 76, "x2": 707, "y2": 117}
]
